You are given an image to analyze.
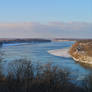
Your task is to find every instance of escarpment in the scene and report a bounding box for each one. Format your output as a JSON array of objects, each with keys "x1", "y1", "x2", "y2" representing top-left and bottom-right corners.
[{"x1": 69, "y1": 40, "x2": 92, "y2": 64}]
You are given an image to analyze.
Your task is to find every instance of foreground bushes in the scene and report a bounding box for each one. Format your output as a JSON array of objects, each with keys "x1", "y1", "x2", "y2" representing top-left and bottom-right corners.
[{"x1": 0, "y1": 59, "x2": 86, "y2": 92}]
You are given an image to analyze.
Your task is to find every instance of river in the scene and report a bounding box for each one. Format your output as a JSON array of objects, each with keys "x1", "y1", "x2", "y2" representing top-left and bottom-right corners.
[{"x1": 0, "y1": 41, "x2": 92, "y2": 85}]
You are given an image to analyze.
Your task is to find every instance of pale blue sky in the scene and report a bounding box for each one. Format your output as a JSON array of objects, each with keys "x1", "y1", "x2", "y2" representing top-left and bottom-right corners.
[
  {"x1": 0, "y1": 0, "x2": 91, "y2": 23},
  {"x1": 0, "y1": 0, "x2": 92, "y2": 38}
]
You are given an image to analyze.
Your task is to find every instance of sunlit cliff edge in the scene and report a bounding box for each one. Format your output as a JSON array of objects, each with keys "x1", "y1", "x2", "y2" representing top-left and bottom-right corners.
[{"x1": 69, "y1": 40, "x2": 92, "y2": 64}]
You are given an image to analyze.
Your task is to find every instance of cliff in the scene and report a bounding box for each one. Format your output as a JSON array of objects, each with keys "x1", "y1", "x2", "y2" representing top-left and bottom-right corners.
[{"x1": 69, "y1": 40, "x2": 92, "y2": 64}]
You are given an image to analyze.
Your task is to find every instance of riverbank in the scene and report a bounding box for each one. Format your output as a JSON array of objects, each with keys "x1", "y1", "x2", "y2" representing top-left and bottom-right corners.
[
  {"x1": 69, "y1": 40, "x2": 92, "y2": 64},
  {"x1": 0, "y1": 38, "x2": 51, "y2": 44}
]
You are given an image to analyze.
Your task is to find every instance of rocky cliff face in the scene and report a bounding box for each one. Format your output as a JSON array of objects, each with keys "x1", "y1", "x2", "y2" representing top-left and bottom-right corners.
[{"x1": 69, "y1": 40, "x2": 92, "y2": 64}]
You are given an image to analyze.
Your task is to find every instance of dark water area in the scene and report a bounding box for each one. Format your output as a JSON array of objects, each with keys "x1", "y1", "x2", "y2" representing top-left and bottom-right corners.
[{"x1": 0, "y1": 41, "x2": 92, "y2": 86}]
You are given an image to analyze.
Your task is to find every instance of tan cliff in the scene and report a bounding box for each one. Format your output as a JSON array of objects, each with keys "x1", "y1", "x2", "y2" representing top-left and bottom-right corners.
[{"x1": 69, "y1": 40, "x2": 92, "y2": 64}]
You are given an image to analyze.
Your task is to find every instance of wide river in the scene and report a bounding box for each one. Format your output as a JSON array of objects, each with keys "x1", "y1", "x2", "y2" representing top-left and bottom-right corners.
[{"x1": 0, "y1": 41, "x2": 92, "y2": 84}]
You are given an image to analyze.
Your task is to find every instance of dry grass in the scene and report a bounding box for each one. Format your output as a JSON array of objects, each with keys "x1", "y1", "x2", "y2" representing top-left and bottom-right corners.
[{"x1": 0, "y1": 59, "x2": 86, "y2": 92}]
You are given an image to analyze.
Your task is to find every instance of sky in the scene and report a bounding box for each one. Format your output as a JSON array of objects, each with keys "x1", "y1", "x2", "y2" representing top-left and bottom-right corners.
[{"x1": 0, "y1": 0, "x2": 92, "y2": 38}]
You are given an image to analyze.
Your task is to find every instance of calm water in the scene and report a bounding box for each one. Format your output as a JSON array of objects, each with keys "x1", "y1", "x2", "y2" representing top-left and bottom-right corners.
[{"x1": 1, "y1": 41, "x2": 92, "y2": 82}]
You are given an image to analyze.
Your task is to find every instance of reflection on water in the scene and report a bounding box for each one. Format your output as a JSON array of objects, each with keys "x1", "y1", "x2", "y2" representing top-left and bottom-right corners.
[
  {"x1": 0, "y1": 41, "x2": 92, "y2": 82},
  {"x1": 79, "y1": 62, "x2": 92, "y2": 70}
]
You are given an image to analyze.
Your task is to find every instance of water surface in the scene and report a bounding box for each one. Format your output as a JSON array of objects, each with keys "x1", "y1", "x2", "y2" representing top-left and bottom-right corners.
[{"x1": 1, "y1": 41, "x2": 92, "y2": 82}]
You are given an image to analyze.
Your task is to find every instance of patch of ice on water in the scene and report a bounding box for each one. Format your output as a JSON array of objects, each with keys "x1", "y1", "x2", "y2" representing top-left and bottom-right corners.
[{"x1": 48, "y1": 48, "x2": 71, "y2": 58}]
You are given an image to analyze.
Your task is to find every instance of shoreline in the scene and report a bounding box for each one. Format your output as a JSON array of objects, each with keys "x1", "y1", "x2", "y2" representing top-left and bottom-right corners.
[
  {"x1": 48, "y1": 47, "x2": 92, "y2": 65},
  {"x1": 69, "y1": 40, "x2": 92, "y2": 65},
  {"x1": 72, "y1": 56, "x2": 92, "y2": 65}
]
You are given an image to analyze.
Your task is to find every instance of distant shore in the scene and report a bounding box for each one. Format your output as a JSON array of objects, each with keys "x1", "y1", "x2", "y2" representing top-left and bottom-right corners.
[{"x1": 0, "y1": 38, "x2": 51, "y2": 45}]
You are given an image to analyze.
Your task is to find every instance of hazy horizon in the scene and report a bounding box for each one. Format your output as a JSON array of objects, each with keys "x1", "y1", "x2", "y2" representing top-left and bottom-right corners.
[
  {"x1": 0, "y1": 21, "x2": 92, "y2": 39},
  {"x1": 0, "y1": 0, "x2": 92, "y2": 38}
]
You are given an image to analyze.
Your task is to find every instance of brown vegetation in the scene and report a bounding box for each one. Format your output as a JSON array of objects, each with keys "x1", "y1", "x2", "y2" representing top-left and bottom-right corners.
[
  {"x1": 69, "y1": 40, "x2": 92, "y2": 58},
  {"x1": 0, "y1": 59, "x2": 86, "y2": 92}
]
